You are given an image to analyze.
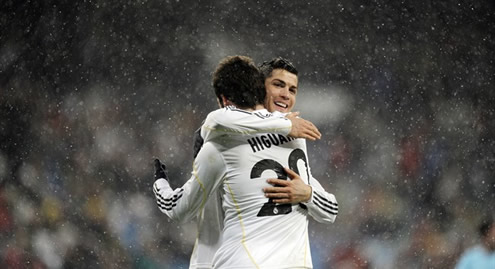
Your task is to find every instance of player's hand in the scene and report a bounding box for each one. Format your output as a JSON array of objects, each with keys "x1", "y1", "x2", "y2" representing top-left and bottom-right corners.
[
  {"x1": 154, "y1": 158, "x2": 169, "y2": 181},
  {"x1": 286, "y1": 112, "x2": 321, "y2": 141},
  {"x1": 263, "y1": 167, "x2": 312, "y2": 204}
]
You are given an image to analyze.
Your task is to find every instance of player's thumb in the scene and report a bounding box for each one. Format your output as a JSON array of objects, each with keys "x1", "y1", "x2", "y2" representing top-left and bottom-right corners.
[
  {"x1": 154, "y1": 159, "x2": 162, "y2": 170},
  {"x1": 287, "y1": 111, "x2": 300, "y2": 118}
]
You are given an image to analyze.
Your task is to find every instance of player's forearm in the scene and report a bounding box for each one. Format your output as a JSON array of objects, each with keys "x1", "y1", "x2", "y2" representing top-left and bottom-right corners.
[
  {"x1": 303, "y1": 178, "x2": 339, "y2": 223},
  {"x1": 153, "y1": 143, "x2": 226, "y2": 223},
  {"x1": 153, "y1": 178, "x2": 197, "y2": 223},
  {"x1": 201, "y1": 108, "x2": 292, "y2": 143},
  {"x1": 307, "y1": 190, "x2": 338, "y2": 223}
]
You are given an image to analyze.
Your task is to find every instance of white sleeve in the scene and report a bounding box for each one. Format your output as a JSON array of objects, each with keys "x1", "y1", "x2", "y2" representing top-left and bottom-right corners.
[
  {"x1": 302, "y1": 176, "x2": 338, "y2": 223},
  {"x1": 153, "y1": 142, "x2": 226, "y2": 223},
  {"x1": 200, "y1": 107, "x2": 292, "y2": 143},
  {"x1": 295, "y1": 139, "x2": 338, "y2": 223}
]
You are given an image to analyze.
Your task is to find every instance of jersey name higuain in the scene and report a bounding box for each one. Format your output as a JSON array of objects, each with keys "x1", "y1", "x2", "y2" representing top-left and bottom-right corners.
[{"x1": 247, "y1": 133, "x2": 296, "y2": 153}]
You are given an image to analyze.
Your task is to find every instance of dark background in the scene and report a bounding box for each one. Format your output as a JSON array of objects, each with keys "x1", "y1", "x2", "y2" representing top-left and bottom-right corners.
[{"x1": 1, "y1": 0, "x2": 494, "y2": 268}]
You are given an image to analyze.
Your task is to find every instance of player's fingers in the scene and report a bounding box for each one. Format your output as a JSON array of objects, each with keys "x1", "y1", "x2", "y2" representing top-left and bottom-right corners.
[
  {"x1": 291, "y1": 111, "x2": 300, "y2": 117},
  {"x1": 264, "y1": 191, "x2": 289, "y2": 198},
  {"x1": 303, "y1": 130, "x2": 318, "y2": 141},
  {"x1": 263, "y1": 186, "x2": 289, "y2": 194},
  {"x1": 305, "y1": 122, "x2": 321, "y2": 138},
  {"x1": 299, "y1": 128, "x2": 316, "y2": 141},
  {"x1": 301, "y1": 122, "x2": 320, "y2": 140},
  {"x1": 266, "y1": 179, "x2": 289, "y2": 186},
  {"x1": 272, "y1": 198, "x2": 290, "y2": 204},
  {"x1": 154, "y1": 159, "x2": 163, "y2": 170},
  {"x1": 309, "y1": 127, "x2": 321, "y2": 140},
  {"x1": 311, "y1": 131, "x2": 321, "y2": 140},
  {"x1": 286, "y1": 111, "x2": 300, "y2": 119},
  {"x1": 263, "y1": 187, "x2": 277, "y2": 193},
  {"x1": 301, "y1": 132, "x2": 315, "y2": 141},
  {"x1": 312, "y1": 127, "x2": 321, "y2": 139}
]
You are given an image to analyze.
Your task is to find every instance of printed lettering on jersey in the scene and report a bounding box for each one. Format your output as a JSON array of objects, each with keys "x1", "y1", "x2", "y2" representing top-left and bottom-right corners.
[{"x1": 247, "y1": 133, "x2": 296, "y2": 153}]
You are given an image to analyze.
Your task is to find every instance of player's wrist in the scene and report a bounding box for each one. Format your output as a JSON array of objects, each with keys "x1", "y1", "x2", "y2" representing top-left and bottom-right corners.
[{"x1": 302, "y1": 185, "x2": 313, "y2": 203}]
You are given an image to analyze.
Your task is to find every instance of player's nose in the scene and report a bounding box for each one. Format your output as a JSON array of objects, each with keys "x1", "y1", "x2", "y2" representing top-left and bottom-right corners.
[{"x1": 280, "y1": 87, "x2": 290, "y2": 99}]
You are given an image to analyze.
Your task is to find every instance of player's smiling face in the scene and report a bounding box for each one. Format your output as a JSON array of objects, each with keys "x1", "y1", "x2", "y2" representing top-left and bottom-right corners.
[{"x1": 264, "y1": 69, "x2": 298, "y2": 113}]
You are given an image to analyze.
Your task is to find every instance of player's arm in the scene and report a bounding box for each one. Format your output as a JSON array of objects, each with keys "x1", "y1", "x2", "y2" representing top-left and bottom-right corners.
[
  {"x1": 264, "y1": 168, "x2": 338, "y2": 223},
  {"x1": 200, "y1": 108, "x2": 320, "y2": 143},
  {"x1": 302, "y1": 175, "x2": 338, "y2": 223},
  {"x1": 263, "y1": 168, "x2": 312, "y2": 205},
  {"x1": 285, "y1": 112, "x2": 321, "y2": 141},
  {"x1": 153, "y1": 142, "x2": 226, "y2": 223},
  {"x1": 264, "y1": 137, "x2": 337, "y2": 223}
]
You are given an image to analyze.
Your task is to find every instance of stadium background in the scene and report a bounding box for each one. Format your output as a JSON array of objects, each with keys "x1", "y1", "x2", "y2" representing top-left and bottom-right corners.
[{"x1": 1, "y1": 0, "x2": 494, "y2": 268}]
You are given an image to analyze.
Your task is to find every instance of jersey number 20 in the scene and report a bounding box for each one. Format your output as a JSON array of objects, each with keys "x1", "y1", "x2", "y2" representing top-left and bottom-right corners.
[{"x1": 250, "y1": 149, "x2": 310, "y2": 217}]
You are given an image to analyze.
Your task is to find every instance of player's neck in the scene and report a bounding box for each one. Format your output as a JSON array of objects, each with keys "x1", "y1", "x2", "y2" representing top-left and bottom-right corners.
[{"x1": 222, "y1": 98, "x2": 264, "y2": 111}]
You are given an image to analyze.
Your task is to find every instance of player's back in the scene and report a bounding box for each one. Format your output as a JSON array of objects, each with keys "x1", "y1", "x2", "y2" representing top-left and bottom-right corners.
[
  {"x1": 154, "y1": 106, "x2": 336, "y2": 268},
  {"x1": 211, "y1": 130, "x2": 313, "y2": 268}
]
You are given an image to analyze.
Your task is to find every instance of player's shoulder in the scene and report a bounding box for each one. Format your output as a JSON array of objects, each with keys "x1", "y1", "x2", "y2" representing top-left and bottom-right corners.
[
  {"x1": 271, "y1": 111, "x2": 287, "y2": 118},
  {"x1": 225, "y1": 106, "x2": 284, "y2": 121},
  {"x1": 206, "y1": 106, "x2": 277, "y2": 121},
  {"x1": 206, "y1": 106, "x2": 247, "y2": 119},
  {"x1": 203, "y1": 107, "x2": 226, "y2": 125}
]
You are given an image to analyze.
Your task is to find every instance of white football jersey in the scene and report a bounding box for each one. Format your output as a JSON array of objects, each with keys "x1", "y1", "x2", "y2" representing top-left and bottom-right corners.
[
  {"x1": 189, "y1": 189, "x2": 224, "y2": 269},
  {"x1": 154, "y1": 107, "x2": 338, "y2": 269}
]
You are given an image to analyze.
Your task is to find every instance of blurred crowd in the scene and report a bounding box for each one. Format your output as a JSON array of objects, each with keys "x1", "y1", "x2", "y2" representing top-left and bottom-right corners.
[{"x1": 1, "y1": 0, "x2": 495, "y2": 268}]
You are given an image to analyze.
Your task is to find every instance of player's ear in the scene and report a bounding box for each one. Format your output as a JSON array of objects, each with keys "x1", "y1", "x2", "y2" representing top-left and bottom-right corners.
[
  {"x1": 217, "y1": 95, "x2": 225, "y2": 108},
  {"x1": 220, "y1": 95, "x2": 230, "y2": 107}
]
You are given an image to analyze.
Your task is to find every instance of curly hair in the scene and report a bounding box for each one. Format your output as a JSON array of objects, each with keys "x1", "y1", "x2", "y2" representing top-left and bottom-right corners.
[{"x1": 212, "y1": 56, "x2": 265, "y2": 109}]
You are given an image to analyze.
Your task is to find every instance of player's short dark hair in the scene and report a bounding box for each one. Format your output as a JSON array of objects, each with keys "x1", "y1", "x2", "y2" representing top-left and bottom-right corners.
[
  {"x1": 212, "y1": 55, "x2": 265, "y2": 109},
  {"x1": 259, "y1": 57, "x2": 298, "y2": 80},
  {"x1": 479, "y1": 217, "x2": 494, "y2": 238}
]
